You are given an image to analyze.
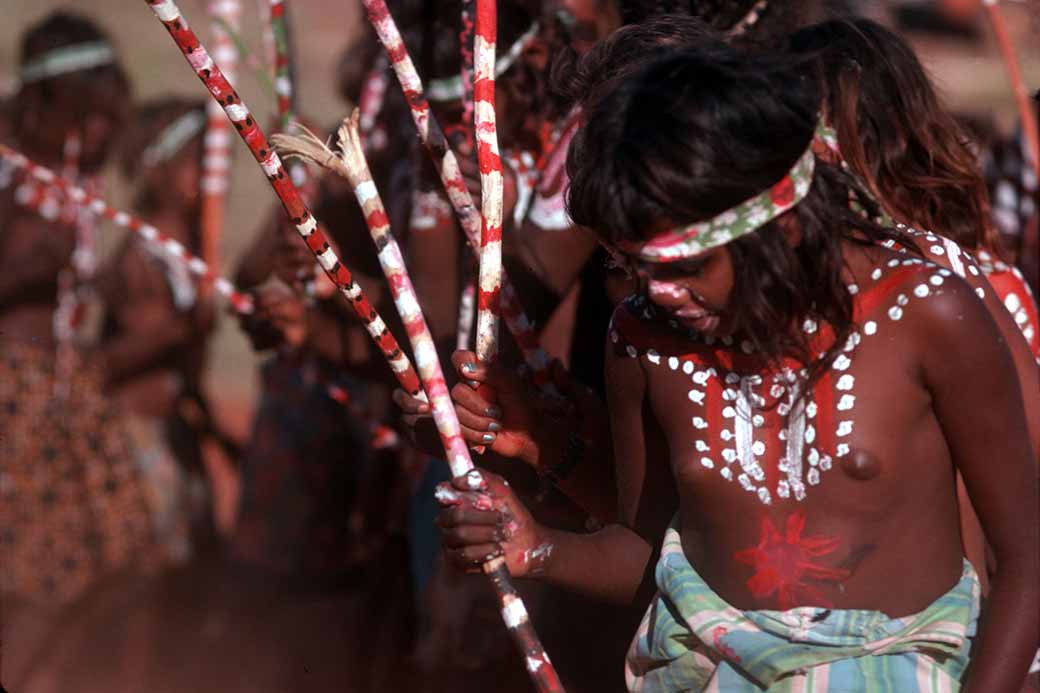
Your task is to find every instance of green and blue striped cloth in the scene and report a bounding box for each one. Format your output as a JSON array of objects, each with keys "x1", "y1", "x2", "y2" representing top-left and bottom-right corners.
[{"x1": 626, "y1": 518, "x2": 979, "y2": 692}]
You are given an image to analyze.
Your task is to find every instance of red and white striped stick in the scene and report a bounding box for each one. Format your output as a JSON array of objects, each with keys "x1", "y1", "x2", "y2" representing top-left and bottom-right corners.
[
  {"x1": 0, "y1": 143, "x2": 254, "y2": 315},
  {"x1": 142, "y1": 0, "x2": 424, "y2": 399},
  {"x1": 332, "y1": 110, "x2": 563, "y2": 693},
  {"x1": 201, "y1": 0, "x2": 241, "y2": 279},
  {"x1": 983, "y1": 0, "x2": 1039, "y2": 173},
  {"x1": 360, "y1": 0, "x2": 553, "y2": 389},
  {"x1": 473, "y1": 0, "x2": 503, "y2": 362},
  {"x1": 255, "y1": 0, "x2": 276, "y2": 81},
  {"x1": 337, "y1": 110, "x2": 469, "y2": 472}
]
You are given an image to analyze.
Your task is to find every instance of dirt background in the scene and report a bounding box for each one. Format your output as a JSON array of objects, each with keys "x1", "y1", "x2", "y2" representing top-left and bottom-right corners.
[{"x1": 2, "y1": 0, "x2": 1037, "y2": 439}]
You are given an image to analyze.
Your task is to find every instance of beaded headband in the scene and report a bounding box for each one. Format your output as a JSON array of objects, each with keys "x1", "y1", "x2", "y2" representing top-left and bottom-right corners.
[
  {"x1": 141, "y1": 109, "x2": 207, "y2": 167},
  {"x1": 20, "y1": 41, "x2": 115, "y2": 85},
  {"x1": 618, "y1": 121, "x2": 831, "y2": 263},
  {"x1": 427, "y1": 22, "x2": 540, "y2": 102}
]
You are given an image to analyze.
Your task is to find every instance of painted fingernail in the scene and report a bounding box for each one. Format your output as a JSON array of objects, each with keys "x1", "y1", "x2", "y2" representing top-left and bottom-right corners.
[
  {"x1": 461, "y1": 362, "x2": 477, "y2": 373},
  {"x1": 486, "y1": 406, "x2": 502, "y2": 418},
  {"x1": 467, "y1": 379, "x2": 481, "y2": 389},
  {"x1": 488, "y1": 421, "x2": 502, "y2": 432},
  {"x1": 482, "y1": 433, "x2": 496, "y2": 443}
]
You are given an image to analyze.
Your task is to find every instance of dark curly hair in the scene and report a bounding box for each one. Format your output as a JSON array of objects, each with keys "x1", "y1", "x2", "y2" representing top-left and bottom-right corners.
[
  {"x1": 787, "y1": 18, "x2": 999, "y2": 252},
  {"x1": 618, "y1": 0, "x2": 822, "y2": 45},
  {"x1": 566, "y1": 46, "x2": 907, "y2": 382}
]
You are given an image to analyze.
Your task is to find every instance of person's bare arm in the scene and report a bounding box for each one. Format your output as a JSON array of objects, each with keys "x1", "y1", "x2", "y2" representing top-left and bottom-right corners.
[
  {"x1": 913, "y1": 238, "x2": 1040, "y2": 450},
  {"x1": 918, "y1": 277, "x2": 1039, "y2": 692},
  {"x1": 101, "y1": 244, "x2": 203, "y2": 385},
  {"x1": 0, "y1": 213, "x2": 75, "y2": 307},
  {"x1": 438, "y1": 332, "x2": 660, "y2": 604}
]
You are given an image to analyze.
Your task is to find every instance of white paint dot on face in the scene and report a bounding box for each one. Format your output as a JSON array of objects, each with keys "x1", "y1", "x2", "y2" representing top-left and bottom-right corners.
[
  {"x1": 752, "y1": 415, "x2": 765, "y2": 429},
  {"x1": 770, "y1": 384, "x2": 785, "y2": 398},
  {"x1": 720, "y1": 467, "x2": 733, "y2": 480},
  {"x1": 722, "y1": 448, "x2": 737, "y2": 463},
  {"x1": 626, "y1": 345, "x2": 638, "y2": 358},
  {"x1": 723, "y1": 388, "x2": 737, "y2": 401},
  {"x1": 692, "y1": 371, "x2": 709, "y2": 385},
  {"x1": 871, "y1": 268, "x2": 883, "y2": 281},
  {"x1": 803, "y1": 319, "x2": 818, "y2": 335},
  {"x1": 692, "y1": 416, "x2": 708, "y2": 429},
  {"x1": 752, "y1": 440, "x2": 765, "y2": 456},
  {"x1": 847, "y1": 284, "x2": 859, "y2": 295},
  {"x1": 938, "y1": 268, "x2": 952, "y2": 277},
  {"x1": 695, "y1": 440, "x2": 710, "y2": 452},
  {"x1": 807, "y1": 467, "x2": 820, "y2": 485},
  {"x1": 833, "y1": 354, "x2": 851, "y2": 371},
  {"x1": 682, "y1": 361, "x2": 694, "y2": 374},
  {"x1": 836, "y1": 443, "x2": 850, "y2": 457},
  {"x1": 887, "y1": 259, "x2": 900, "y2": 268},
  {"x1": 722, "y1": 406, "x2": 736, "y2": 418},
  {"x1": 688, "y1": 389, "x2": 705, "y2": 405},
  {"x1": 897, "y1": 293, "x2": 909, "y2": 306},
  {"x1": 806, "y1": 402, "x2": 818, "y2": 418},
  {"x1": 864, "y1": 320, "x2": 877, "y2": 335},
  {"x1": 808, "y1": 448, "x2": 820, "y2": 466},
  {"x1": 700, "y1": 457, "x2": 714, "y2": 469},
  {"x1": 975, "y1": 287, "x2": 985, "y2": 299},
  {"x1": 610, "y1": 330, "x2": 618, "y2": 343},
  {"x1": 720, "y1": 429, "x2": 733, "y2": 440},
  {"x1": 646, "y1": 350, "x2": 661, "y2": 365},
  {"x1": 738, "y1": 474, "x2": 753, "y2": 491},
  {"x1": 914, "y1": 284, "x2": 930, "y2": 298},
  {"x1": 757, "y1": 488, "x2": 772, "y2": 505},
  {"x1": 929, "y1": 274, "x2": 944, "y2": 286},
  {"x1": 838, "y1": 394, "x2": 855, "y2": 411},
  {"x1": 968, "y1": 265, "x2": 979, "y2": 276},
  {"x1": 929, "y1": 245, "x2": 945, "y2": 256},
  {"x1": 668, "y1": 356, "x2": 679, "y2": 370},
  {"x1": 777, "y1": 403, "x2": 790, "y2": 417},
  {"x1": 805, "y1": 425, "x2": 816, "y2": 444},
  {"x1": 820, "y1": 455, "x2": 833, "y2": 470},
  {"x1": 836, "y1": 374, "x2": 854, "y2": 391},
  {"x1": 888, "y1": 306, "x2": 903, "y2": 321},
  {"x1": 725, "y1": 372, "x2": 739, "y2": 385},
  {"x1": 777, "y1": 480, "x2": 790, "y2": 498}
]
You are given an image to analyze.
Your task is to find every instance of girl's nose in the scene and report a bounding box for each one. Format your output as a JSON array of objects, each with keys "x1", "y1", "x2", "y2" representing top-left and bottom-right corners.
[{"x1": 646, "y1": 278, "x2": 688, "y2": 307}]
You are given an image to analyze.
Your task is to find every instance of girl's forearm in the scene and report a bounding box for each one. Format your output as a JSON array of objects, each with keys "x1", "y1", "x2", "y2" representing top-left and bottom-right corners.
[
  {"x1": 962, "y1": 557, "x2": 1040, "y2": 692},
  {"x1": 537, "y1": 523, "x2": 652, "y2": 604}
]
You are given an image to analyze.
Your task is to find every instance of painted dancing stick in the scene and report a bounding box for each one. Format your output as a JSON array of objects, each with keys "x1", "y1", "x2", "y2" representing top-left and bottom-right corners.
[
  {"x1": 256, "y1": 0, "x2": 276, "y2": 82},
  {"x1": 473, "y1": 0, "x2": 504, "y2": 362},
  {"x1": 459, "y1": 0, "x2": 477, "y2": 152},
  {"x1": 0, "y1": 143, "x2": 254, "y2": 314},
  {"x1": 983, "y1": 0, "x2": 1039, "y2": 173},
  {"x1": 361, "y1": 0, "x2": 553, "y2": 389},
  {"x1": 272, "y1": 113, "x2": 564, "y2": 693},
  {"x1": 142, "y1": 0, "x2": 424, "y2": 398},
  {"x1": 357, "y1": 55, "x2": 390, "y2": 152},
  {"x1": 201, "y1": 0, "x2": 241, "y2": 281},
  {"x1": 457, "y1": 264, "x2": 477, "y2": 350}
]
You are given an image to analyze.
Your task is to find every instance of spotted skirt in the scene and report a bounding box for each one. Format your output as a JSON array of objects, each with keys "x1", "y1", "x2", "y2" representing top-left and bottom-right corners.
[{"x1": 0, "y1": 341, "x2": 156, "y2": 605}]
